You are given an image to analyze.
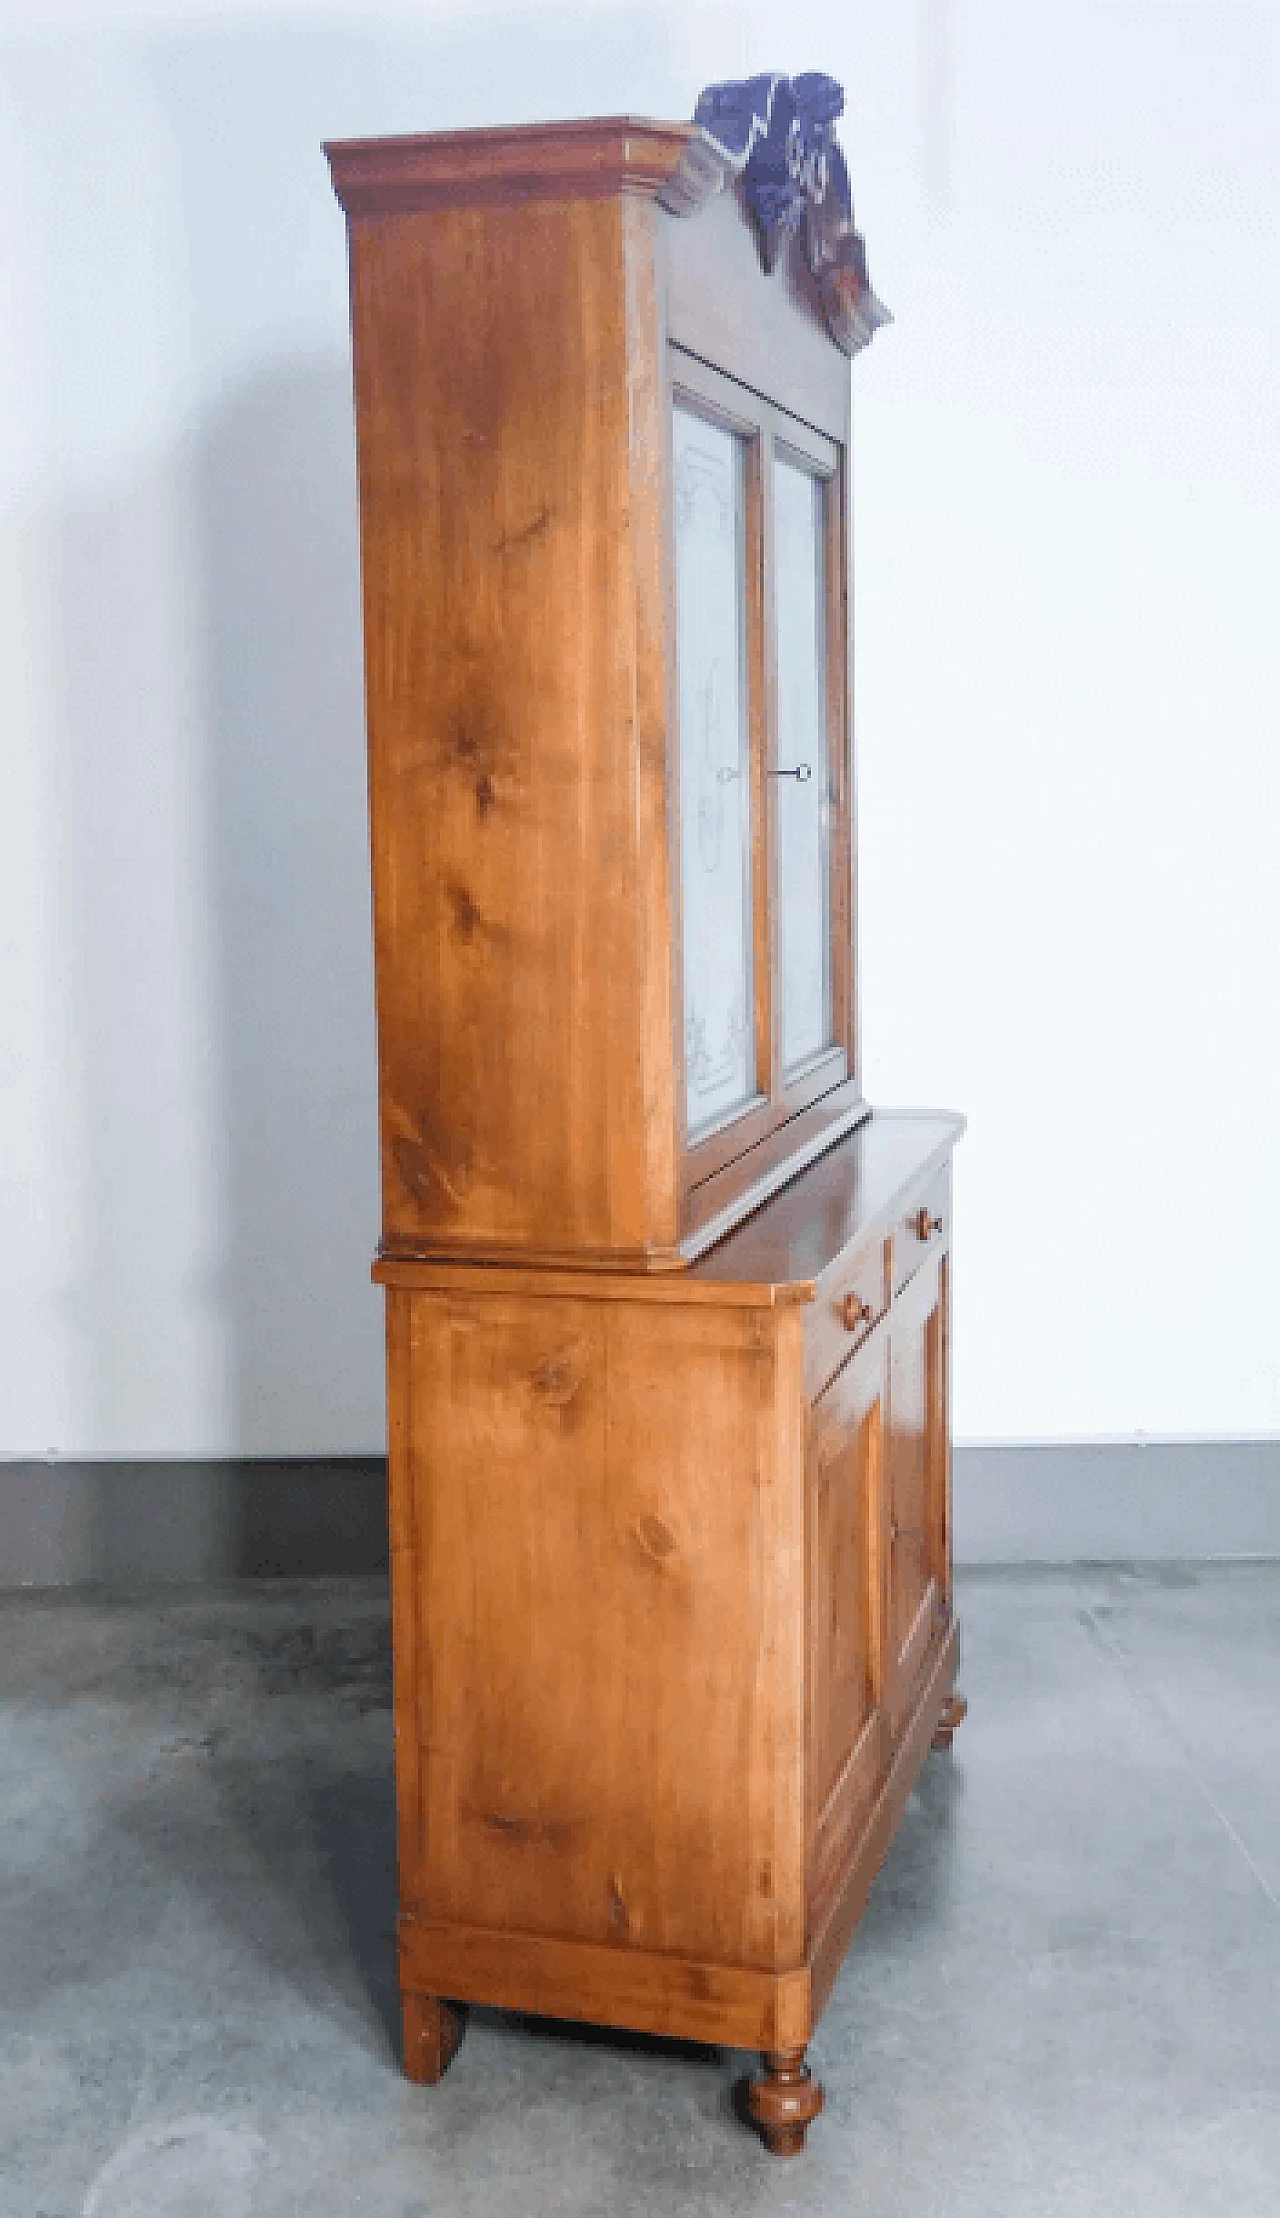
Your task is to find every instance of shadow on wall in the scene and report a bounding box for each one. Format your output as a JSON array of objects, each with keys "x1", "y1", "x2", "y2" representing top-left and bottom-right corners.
[
  {"x1": 34, "y1": 12, "x2": 684, "y2": 1553},
  {"x1": 197, "y1": 359, "x2": 380, "y2": 1454},
  {"x1": 54, "y1": 363, "x2": 379, "y2": 1468}
]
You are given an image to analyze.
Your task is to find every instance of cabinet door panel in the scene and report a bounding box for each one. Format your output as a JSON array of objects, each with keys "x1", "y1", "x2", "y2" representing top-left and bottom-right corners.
[
  {"x1": 672, "y1": 404, "x2": 757, "y2": 1140},
  {"x1": 670, "y1": 350, "x2": 860, "y2": 1254},
  {"x1": 808, "y1": 1332, "x2": 889, "y2": 1913},
  {"x1": 886, "y1": 1253, "x2": 950, "y2": 1727}
]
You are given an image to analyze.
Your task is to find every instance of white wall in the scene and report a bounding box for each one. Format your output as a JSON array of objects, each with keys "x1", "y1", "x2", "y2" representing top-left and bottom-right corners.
[{"x1": 1, "y1": 0, "x2": 1276, "y2": 1457}]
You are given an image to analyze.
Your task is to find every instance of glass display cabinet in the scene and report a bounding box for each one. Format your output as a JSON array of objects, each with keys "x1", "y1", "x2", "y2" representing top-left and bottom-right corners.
[
  {"x1": 328, "y1": 71, "x2": 965, "y2": 2157},
  {"x1": 327, "y1": 74, "x2": 884, "y2": 1274}
]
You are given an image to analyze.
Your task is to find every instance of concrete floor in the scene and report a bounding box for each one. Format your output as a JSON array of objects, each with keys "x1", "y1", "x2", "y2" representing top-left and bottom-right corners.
[{"x1": 1, "y1": 1566, "x2": 1277, "y2": 2218}]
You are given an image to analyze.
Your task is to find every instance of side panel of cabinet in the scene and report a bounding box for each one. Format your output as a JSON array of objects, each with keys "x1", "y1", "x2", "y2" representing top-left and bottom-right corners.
[
  {"x1": 386, "y1": 1286, "x2": 807, "y2": 1974},
  {"x1": 806, "y1": 1329, "x2": 891, "y2": 1930},
  {"x1": 886, "y1": 1251, "x2": 951, "y2": 1729},
  {"x1": 349, "y1": 193, "x2": 678, "y2": 1267}
]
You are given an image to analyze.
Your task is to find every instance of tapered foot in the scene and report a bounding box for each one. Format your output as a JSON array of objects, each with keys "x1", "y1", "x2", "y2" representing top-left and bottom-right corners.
[
  {"x1": 744, "y1": 2046, "x2": 824, "y2": 2156},
  {"x1": 931, "y1": 1692, "x2": 968, "y2": 1751},
  {"x1": 402, "y1": 1993, "x2": 466, "y2": 2085}
]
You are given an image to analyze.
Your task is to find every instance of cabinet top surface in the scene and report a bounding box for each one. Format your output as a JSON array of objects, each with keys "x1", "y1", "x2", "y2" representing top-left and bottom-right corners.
[{"x1": 686, "y1": 1109, "x2": 963, "y2": 1293}]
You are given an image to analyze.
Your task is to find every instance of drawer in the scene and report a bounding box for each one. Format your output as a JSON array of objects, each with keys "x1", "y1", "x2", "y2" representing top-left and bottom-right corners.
[
  {"x1": 891, "y1": 1166, "x2": 950, "y2": 1297},
  {"x1": 805, "y1": 1238, "x2": 890, "y2": 1402}
]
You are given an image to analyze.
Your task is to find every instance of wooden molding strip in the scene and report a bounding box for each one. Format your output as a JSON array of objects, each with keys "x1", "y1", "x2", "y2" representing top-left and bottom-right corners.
[
  {"x1": 374, "y1": 1236, "x2": 690, "y2": 1278},
  {"x1": 326, "y1": 117, "x2": 696, "y2": 217},
  {"x1": 372, "y1": 1256, "x2": 807, "y2": 1307},
  {"x1": 397, "y1": 1912, "x2": 812, "y2": 2051},
  {"x1": 395, "y1": 1625, "x2": 959, "y2": 2054}
]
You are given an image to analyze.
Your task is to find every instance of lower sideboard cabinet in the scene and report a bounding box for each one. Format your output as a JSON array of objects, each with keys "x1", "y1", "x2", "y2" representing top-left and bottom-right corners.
[{"x1": 375, "y1": 1111, "x2": 965, "y2": 2154}]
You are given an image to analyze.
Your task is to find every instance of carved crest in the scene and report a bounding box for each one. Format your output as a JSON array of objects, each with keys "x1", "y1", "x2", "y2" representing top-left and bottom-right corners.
[{"x1": 659, "y1": 72, "x2": 890, "y2": 357}]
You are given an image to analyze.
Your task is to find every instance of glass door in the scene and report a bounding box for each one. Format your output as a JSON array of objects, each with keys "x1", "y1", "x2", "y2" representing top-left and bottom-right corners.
[
  {"x1": 672, "y1": 399, "x2": 762, "y2": 1143},
  {"x1": 670, "y1": 348, "x2": 856, "y2": 1206}
]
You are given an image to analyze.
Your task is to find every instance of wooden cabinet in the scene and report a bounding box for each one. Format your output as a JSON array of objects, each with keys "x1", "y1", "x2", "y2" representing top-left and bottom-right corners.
[
  {"x1": 327, "y1": 74, "x2": 964, "y2": 2156},
  {"x1": 375, "y1": 1115, "x2": 963, "y2": 2151},
  {"x1": 326, "y1": 90, "x2": 878, "y2": 1275}
]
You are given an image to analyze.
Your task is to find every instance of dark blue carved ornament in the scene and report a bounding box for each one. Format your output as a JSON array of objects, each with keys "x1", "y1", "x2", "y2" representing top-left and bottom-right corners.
[{"x1": 659, "y1": 72, "x2": 890, "y2": 357}]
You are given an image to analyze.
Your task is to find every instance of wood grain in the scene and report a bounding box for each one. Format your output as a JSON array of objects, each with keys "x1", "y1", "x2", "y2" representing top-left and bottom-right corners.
[
  {"x1": 335, "y1": 123, "x2": 882, "y2": 1272},
  {"x1": 327, "y1": 116, "x2": 696, "y2": 216},
  {"x1": 348, "y1": 192, "x2": 677, "y2": 1266},
  {"x1": 398, "y1": 1913, "x2": 811, "y2": 2052},
  {"x1": 381, "y1": 1116, "x2": 959, "y2": 2132},
  {"x1": 397, "y1": 1288, "x2": 808, "y2": 1970},
  {"x1": 372, "y1": 1111, "x2": 963, "y2": 1298},
  {"x1": 335, "y1": 111, "x2": 965, "y2": 2153},
  {"x1": 689, "y1": 1111, "x2": 963, "y2": 1288}
]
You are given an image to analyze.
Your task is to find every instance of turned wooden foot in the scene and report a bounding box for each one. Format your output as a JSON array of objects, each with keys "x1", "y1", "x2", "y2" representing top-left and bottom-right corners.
[
  {"x1": 744, "y1": 2046, "x2": 824, "y2": 2156},
  {"x1": 402, "y1": 1992, "x2": 466, "y2": 2085},
  {"x1": 931, "y1": 1692, "x2": 968, "y2": 1751}
]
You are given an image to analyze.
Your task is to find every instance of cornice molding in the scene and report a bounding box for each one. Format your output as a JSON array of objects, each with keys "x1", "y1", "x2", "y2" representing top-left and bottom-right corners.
[
  {"x1": 325, "y1": 117, "x2": 696, "y2": 218},
  {"x1": 326, "y1": 79, "x2": 889, "y2": 358}
]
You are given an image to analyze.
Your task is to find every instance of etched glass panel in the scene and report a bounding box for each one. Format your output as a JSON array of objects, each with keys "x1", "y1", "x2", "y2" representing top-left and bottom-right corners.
[
  {"x1": 774, "y1": 456, "x2": 832, "y2": 1072},
  {"x1": 673, "y1": 405, "x2": 756, "y2": 1139}
]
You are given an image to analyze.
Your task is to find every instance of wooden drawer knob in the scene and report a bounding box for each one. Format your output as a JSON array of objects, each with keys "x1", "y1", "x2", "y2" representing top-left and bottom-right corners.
[
  {"x1": 911, "y1": 1207, "x2": 943, "y2": 1242},
  {"x1": 840, "y1": 1292, "x2": 874, "y2": 1332}
]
